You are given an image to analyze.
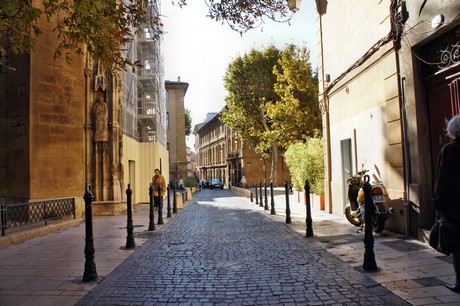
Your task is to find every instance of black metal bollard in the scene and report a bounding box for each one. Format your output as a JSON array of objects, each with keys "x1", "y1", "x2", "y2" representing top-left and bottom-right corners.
[
  {"x1": 259, "y1": 181, "x2": 263, "y2": 208},
  {"x1": 362, "y1": 176, "x2": 378, "y2": 271},
  {"x1": 305, "y1": 180, "x2": 314, "y2": 237},
  {"x1": 255, "y1": 184, "x2": 258, "y2": 205},
  {"x1": 270, "y1": 182, "x2": 276, "y2": 215},
  {"x1": 125, "y1": 184, "x2": 135, "y2": 249},
  {"x1": 167, "y1": 185, "x2": 172, "y2": 218},
  {"x1": 285, "y1": 180, "x2": 291, "y2": 224},
  {"x1": 148, "y1": 184, "x2": 155, "y2": 231},
  {"x1": 82, "y1": 185, "x2": 98, "y2": 282},
  {"x1": 173, "y1": 184, "x2": 177, "y2": 213},
  {"x1": 250, "y1": 192, "x2": 253, "y2": 203},
  {"x1": 1, "y1": 204, "x2": 6, "y2": 236},
  {"x1": 157, "y1": 185, "x2": 164, "y2": 224}
]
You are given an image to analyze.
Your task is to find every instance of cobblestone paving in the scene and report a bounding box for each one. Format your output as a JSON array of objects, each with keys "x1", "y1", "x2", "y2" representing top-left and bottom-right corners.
[{"x1": 77, "y1": 190, "x2": 409, "y2": 305}]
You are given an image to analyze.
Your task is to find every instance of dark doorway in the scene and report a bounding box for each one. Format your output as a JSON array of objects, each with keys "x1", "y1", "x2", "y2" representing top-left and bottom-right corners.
[{"x1": 425, "y1": 65, "x2": 460, "y2": 176}]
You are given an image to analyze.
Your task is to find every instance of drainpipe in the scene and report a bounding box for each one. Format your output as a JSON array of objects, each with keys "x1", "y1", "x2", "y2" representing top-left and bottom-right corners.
[
  {"x1": 400, "y1": 75, "x2": 411, "y2": 236},
  {"x1": 393, "y1": 0, "x2": 410, "y2": 236},
  {"x1": 317, "y1": 1, "x2": 333, "y2": 213}
]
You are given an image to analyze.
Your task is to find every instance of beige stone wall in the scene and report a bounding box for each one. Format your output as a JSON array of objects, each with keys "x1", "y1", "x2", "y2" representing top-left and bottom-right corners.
[
  {"x1": 0, "y1": 2, "x2": 85, "y2": 201},
  {"x1": 241, "y1": 147, "x2": 290, "y2": 188},
  {"x1": 29, "y1": 11, "x2": 86, "y2": 199},
  {"x1": 319, "y1": 0, "x2": 391, "y2": 82},
  {"x1": 166, "y1": 82, "x2": 188, "y2": 181},
  {"x1": 327, "y1": 50, "x2": 404, "y2": 223},
  {"x1": 318, "y1": 0, "x2": 406, "y2": 232},
  {"x1": 0, "y1": 51, "x2": 31, "y2": 200},
  {"x1": 123, "y1": 135, "x2": 169, "y2": 204}
]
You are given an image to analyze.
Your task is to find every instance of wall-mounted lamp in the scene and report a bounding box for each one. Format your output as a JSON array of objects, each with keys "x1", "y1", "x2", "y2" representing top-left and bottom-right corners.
[
  {"x1": 431, "y1": 14, "x2": 444, "y2": 29},
  {"x1": 287, "y1": 0, "x2": 301, "y2": 12}
]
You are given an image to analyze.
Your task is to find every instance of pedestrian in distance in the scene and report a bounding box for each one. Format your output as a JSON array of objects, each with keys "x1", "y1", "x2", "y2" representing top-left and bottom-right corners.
[
  {"x1": 152, "y1": 169, "x2": 166, "y2": 208},
  {"x1": 179, "y1": 177, "x2": 184, "y2": 190},
  {"x1": 240, "y1": 175, "x2": 247, "y2": 188},
  {"x1": 433, "y1": 114, "x2": 460, "y2": 293}
]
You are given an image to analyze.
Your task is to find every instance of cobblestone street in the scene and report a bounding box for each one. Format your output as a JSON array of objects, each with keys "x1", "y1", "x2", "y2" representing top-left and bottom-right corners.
[{"x1": 77, "y1": 189, "x2": 408, "y2": 305}]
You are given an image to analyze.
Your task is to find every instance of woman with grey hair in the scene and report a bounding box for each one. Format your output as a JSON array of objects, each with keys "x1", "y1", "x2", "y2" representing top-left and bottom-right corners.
[{"x1": 433, "y1": 114, "x2": 460, "y2": 293}]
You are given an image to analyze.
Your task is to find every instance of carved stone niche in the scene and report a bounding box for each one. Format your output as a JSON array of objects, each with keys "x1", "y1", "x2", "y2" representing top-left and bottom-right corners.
[{"x1": 86, "y1": 60, "x2": 126, "y2": 215}]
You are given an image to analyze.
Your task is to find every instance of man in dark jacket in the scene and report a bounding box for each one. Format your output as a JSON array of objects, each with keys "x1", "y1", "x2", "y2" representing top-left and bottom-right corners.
[{"x1": 433, "y1": 115, "x2": 460, "y2": 293}]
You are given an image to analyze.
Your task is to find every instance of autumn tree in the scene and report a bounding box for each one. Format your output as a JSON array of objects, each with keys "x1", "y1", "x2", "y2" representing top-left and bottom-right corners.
[
  {"x1": 222, "y1": 45, "x2": 279, "y2": 146},
  {"x1": 221, "y1": 44, "x2": 319, "y2": 184},
  {"x1": 0, "y1": 0, "x2": 163, "y2": 70},
  {"x1": 265, "y1": 44, "x2": 320, "y2": 147},
  {"x1": 0, "y1": 0, "x2": 294, "y2": 70}
]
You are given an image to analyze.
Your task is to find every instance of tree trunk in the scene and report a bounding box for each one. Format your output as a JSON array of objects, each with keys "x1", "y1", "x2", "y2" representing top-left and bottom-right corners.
[{"x1": 270, "y1": 146, "x2": 278, "y2": 186}]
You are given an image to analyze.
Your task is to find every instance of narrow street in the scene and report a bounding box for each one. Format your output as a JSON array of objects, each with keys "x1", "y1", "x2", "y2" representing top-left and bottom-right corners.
[{"x1": 77, "y1": 189, "x2": 407, "y2": 305}]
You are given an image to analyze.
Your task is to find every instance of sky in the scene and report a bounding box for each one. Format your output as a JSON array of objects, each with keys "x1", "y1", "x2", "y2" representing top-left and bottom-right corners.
[{"x1": 161, "y1": 0, "x2": 318, "y2": 149}]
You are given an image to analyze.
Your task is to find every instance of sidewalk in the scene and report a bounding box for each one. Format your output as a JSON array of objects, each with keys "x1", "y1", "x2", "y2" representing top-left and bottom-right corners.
[
  {"x1": 259, "y1": 187, "x2": 460, "y2": 305},
  {"x1": 0, "y1": 200, "x2": 173, "y2": 306},
  {"x1": 0, "y1": 188, "x2": 459, "y2": 305}
]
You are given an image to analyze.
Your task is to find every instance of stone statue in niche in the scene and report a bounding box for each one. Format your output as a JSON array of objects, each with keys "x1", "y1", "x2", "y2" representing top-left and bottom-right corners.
[
  {"x1": 93, "y1": 97, "x2": 108, "y2": 142},
  {"x1": 94, "y1": 61, "x2": 107, "y2": 91}
]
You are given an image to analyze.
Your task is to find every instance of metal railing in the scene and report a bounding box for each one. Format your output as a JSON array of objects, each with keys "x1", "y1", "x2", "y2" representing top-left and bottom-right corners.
[{"x1": 1, "y1": 198, "x2": 76, "y2": 236}]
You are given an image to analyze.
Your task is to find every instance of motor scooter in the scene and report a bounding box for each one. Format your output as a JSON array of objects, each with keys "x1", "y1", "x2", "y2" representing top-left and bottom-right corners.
[{"x1": 344, "y1": 165, "x2": 393, "y2": 233}]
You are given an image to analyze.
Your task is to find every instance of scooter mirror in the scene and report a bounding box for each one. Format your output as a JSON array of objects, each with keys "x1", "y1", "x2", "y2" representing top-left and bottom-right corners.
[{"x1": 374, "y1": 164, "x2": 382, "y2": 180}]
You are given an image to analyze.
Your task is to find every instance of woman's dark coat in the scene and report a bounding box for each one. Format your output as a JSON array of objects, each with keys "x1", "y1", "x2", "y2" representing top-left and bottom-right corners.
[{"x1": 433, "y1": 138, "x2": 460, "y2": 220}]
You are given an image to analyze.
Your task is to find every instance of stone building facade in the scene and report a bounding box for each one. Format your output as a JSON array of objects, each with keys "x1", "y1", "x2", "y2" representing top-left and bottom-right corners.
[
  {"x1": 0, "y1": 0, "x2": 168, "y2": 215},
  {"x1": 194, "y1": 112, "x2": 291, "y2": 188},
  {"x1": 317, "y1": 0, "x2": 460, "y2": 237},
  {"x1": 0, "y1": 7, "x2": 87, "y2": 211},
  {"x1": 166, "y1": 79, "x2": 188, "y2": 185}
]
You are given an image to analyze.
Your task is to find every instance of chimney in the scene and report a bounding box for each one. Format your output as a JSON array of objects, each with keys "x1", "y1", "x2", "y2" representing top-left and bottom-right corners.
[{"x1": 178, "y1": 76, "x2": 181, "y2": 82}]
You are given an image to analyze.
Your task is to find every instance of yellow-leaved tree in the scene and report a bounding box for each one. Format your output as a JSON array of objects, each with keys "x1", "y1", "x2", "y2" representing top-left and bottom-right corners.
[{"x1": 222, "y1": 44, "x2": 321, "y2": 184}]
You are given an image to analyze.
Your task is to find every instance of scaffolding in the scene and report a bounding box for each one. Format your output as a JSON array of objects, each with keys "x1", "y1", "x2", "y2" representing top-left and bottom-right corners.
[{"x1": 122, "y1": 1, "x2": 166, "y2": 146}]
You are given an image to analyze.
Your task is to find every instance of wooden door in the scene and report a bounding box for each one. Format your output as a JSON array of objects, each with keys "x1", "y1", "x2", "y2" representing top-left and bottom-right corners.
[{"x1": 426, "y1": 66, "x2": 460, "y2": 175}]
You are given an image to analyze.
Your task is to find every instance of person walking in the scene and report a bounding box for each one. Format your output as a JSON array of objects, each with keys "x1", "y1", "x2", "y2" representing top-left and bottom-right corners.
[
  {"x1": 152, "y1": 169, "x2": 166, "y2": 208},
  {"x1": 433, "y1": 115, "x2": 460, "y2": 293},
  {"x1": 240, "y1": 176, "x2": 247, "y2": 188}
]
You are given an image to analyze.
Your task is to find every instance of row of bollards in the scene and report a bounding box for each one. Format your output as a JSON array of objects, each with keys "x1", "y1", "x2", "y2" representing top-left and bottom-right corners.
[
  {"x1": 82, "y1": 177, "x2": 378, "y2": 283},
  {"x1": 251, "y1": 180, "x2": 314, "y2": 237},
  {"x1": 251, "y1": 177, "x2": 377, "y2": 271},
  {"x1": 82, "y1": 182, "x2": 182, "y2": 283}
]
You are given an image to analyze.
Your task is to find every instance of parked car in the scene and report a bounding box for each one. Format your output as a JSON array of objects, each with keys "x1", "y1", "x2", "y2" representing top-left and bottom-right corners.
[
  {"x1": 199, "y1": 180, "x2": 208, "y2": 189},
  {"x1": 210, "y1": 178, "x2": 224, "y2": 190}
]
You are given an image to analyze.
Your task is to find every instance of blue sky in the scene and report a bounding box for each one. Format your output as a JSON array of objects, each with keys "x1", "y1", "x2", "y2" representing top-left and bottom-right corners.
[{"x1": 161, "y1": 0, "x2": 317, "y2": 149}]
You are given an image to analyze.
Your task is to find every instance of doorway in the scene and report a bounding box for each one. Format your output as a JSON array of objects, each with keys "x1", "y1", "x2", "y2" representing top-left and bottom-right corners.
[{"x1": 425, "y1": 65, "x2": 460, "y2": 177}]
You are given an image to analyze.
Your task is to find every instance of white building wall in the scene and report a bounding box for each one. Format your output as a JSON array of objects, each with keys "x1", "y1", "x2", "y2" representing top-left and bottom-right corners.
[
  {"x1": 318, "y1": 0, "x2": 406, "y2": 232},
  {"x1": 321, "y1": 0, "x2": 391, "y2": 80}
]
